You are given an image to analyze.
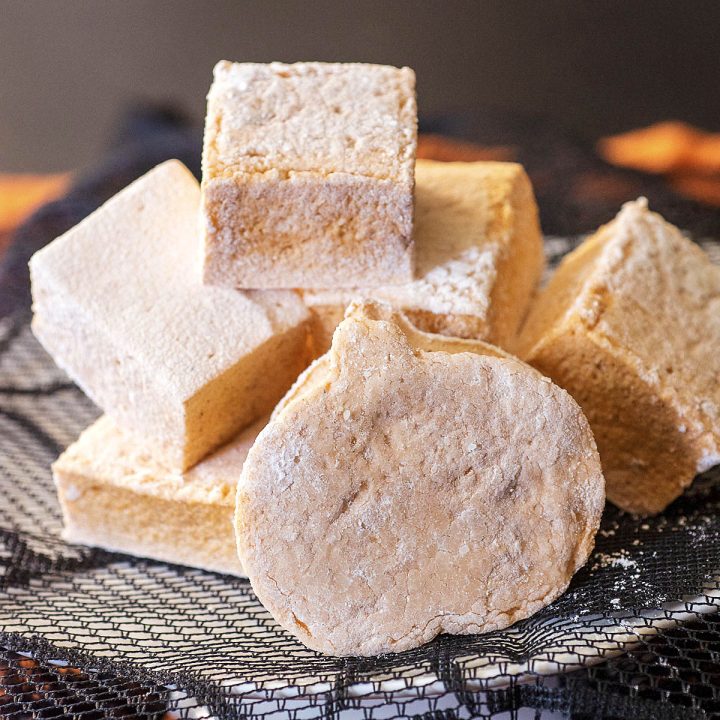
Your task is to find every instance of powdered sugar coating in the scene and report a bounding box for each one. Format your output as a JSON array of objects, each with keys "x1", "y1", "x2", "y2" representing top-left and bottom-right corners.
[{"x1": 236, "y1": 303, "x2": 604, "y2": 656}]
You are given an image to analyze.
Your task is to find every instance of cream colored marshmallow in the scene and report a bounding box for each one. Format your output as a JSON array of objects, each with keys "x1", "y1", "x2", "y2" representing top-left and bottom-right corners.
[
  {"x1": 54, "y1": 415, "x2": 264, "y2": 577},
  {"x1": 201, "y1": 61, "x2": 417, "y2": 289},
  {"x1": 517, "y1": 199, "x2": 720, "y2": 515},
  {"x1": 30, "y1": 160, "x2": 312, "y2": 471},
  {"x1": 236, "y1": 302, "x2": 605, "y2": 656}
]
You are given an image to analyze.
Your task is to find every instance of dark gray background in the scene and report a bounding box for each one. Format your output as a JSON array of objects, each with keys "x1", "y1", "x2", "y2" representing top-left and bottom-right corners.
[{"x1": 2, "y1": 0, "x2": 719, "y2": 172}]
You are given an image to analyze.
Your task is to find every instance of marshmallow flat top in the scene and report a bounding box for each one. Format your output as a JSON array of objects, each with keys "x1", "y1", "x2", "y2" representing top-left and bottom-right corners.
[
  {"x1": 236, "y1": 302, "x2": 605, "y2": 656},
  {"x1": 30, "y1": 160, "x2": 309, "y2": 405},
  {"x1": 204, "y1": 61, "x2": 416, "y2": 184}
]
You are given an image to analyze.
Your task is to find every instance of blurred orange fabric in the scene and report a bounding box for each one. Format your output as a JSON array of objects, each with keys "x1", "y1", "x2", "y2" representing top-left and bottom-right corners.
[
  {"x1": 417, "y1": 133, "x2": 515, "y2": 163},
  {"x1": 598, "y1": 121, "x2": 720, "y2": 206},
  {"x1": 0, "y1": 173, "x2": 70, "y2": 256}
]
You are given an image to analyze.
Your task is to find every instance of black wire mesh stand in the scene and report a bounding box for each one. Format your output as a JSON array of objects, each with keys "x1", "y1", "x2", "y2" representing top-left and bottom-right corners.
[{"x1": 1, "y1": 238, "x2": 720, "y2": 719}]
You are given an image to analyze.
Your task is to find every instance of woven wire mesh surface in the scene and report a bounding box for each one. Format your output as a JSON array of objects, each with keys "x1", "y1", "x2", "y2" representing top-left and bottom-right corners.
[{"x1": 1, "y1": 238, "x2": 720, "y2": 719}]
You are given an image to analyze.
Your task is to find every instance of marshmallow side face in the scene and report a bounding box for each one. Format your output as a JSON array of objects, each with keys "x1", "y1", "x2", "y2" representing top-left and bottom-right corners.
[{"x1": 236, "y1": 304, "x2": 604, "y2": 657}]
